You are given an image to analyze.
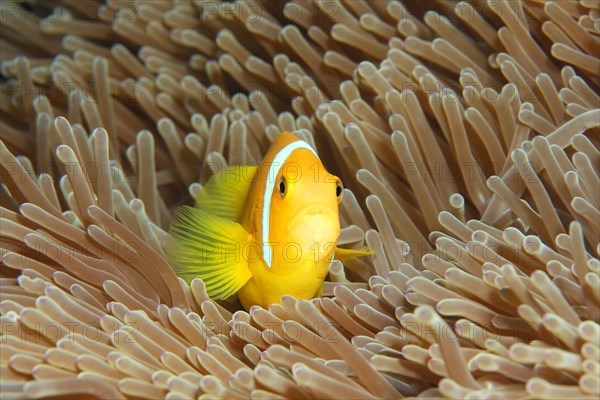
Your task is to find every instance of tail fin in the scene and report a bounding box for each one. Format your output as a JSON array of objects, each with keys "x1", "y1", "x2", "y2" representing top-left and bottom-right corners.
[{"x1": 166, "y1": 206, "x2": 252, "y2": 300}]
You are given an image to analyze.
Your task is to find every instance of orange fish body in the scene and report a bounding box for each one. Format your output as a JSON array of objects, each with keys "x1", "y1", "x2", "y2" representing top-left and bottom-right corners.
[{"x1": 167, "y1": 132, "x2": 367, "y2": 310}]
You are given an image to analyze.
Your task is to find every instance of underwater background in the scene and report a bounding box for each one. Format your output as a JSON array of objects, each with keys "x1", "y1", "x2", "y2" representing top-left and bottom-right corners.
[{"x1": 0, "y1": 1, "x2": 599, "y2": 399}]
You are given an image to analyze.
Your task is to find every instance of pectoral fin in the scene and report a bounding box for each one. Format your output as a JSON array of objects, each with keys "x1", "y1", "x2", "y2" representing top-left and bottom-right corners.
[
  {"x1": 167, "y1": 206, "x2": 252, "y2": 300},
  {"x1": 195, "y1": 166, "x2": 257, "y2": 223},
  {"x1": 335, "y1": 246, "x2": 374, "y2": 262}
]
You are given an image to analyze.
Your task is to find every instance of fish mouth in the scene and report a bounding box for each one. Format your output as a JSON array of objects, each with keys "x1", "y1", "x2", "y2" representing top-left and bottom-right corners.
[
  {"x1": 305, "y1": 206, "x2": 337, "y2": 217},
  {"x1": 307, "y1": 208, "x2": 334, "y2": 215},
  {"x1": 289, "y1": 205, "x2": 338, "y2": 230}
]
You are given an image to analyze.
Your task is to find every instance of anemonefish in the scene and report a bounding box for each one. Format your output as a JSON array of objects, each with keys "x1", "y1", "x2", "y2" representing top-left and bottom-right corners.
[{"x1": 167, "y1": 132, "x2": 370, "y2": 310}]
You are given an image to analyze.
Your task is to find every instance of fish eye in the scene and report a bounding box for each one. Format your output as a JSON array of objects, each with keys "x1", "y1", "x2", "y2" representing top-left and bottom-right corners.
[
  {"x1": 278, "y1": 176, "x2": 286, "y2": 198},
  {"x1": 336, "y1": 180, "x2": 343, "y2": 202}
]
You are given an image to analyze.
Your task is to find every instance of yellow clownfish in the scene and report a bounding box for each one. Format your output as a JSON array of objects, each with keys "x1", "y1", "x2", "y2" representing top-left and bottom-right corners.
[{"x1": 167, "y1": 132, "x2": 370, "y2": 310}]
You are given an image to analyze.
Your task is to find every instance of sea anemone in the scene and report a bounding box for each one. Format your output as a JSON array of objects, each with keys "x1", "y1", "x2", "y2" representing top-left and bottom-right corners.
[{"x1": 1, "y1": 1, "x2": 598, "y2": 399}]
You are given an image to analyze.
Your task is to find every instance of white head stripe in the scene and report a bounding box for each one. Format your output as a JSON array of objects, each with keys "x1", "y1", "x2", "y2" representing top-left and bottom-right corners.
[{"x1": 262, "y1": 140, "x2": 319, "y2": 267}]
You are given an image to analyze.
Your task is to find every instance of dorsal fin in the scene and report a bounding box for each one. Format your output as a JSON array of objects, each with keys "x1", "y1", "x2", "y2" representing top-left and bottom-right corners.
[{"x1": 195, "y1": 166, "x2": 258, "y2": 223}]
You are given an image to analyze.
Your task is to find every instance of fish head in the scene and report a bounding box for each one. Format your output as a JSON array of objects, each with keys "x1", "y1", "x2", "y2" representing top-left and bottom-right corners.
[{"x1": 266, "y1": 145, "x2": 342, "y2": 271}]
